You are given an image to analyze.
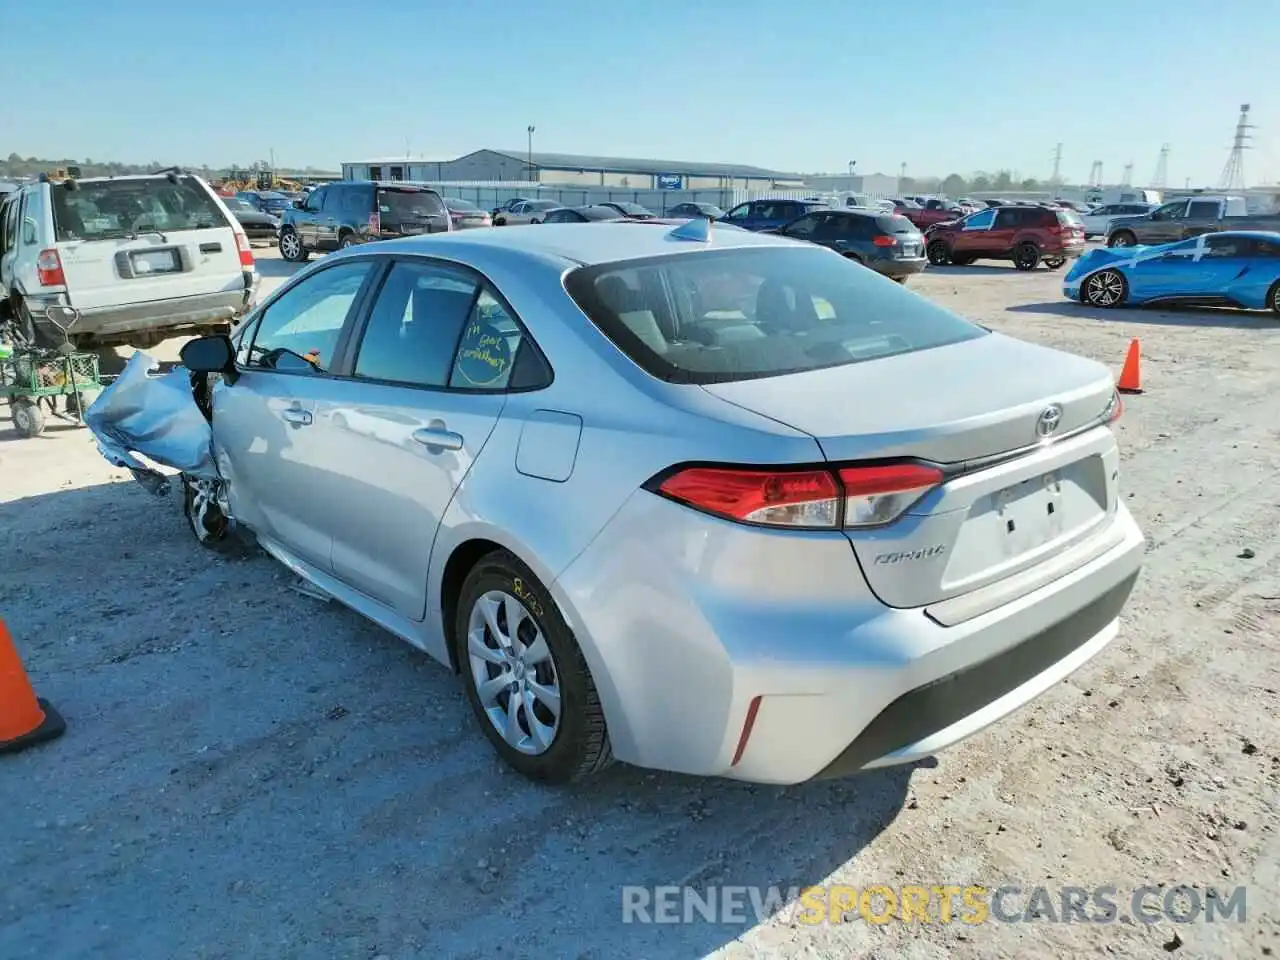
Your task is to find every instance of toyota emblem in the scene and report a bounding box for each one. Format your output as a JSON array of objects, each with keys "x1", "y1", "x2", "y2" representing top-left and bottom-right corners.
[{"x1": 1036, "y1": 404, "x2": 1063, "y2": 439}]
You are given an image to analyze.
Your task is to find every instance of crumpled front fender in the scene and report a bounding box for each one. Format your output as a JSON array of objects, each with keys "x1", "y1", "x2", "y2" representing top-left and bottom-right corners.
[{"x1": 84, "y1": 351, "x2": 220, "y2": 493}]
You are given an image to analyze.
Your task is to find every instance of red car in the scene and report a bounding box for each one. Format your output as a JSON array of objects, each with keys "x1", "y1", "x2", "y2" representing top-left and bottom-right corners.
[
  {"x1": 902, "y1": 197, "x2": 965, "y2": 230},
  {"x1": 924, "y1": 204, "x2": 1086, "y2": 271}
]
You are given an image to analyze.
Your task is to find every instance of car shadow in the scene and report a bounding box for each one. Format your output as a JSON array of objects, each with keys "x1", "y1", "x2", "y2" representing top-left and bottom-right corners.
[
  {"x1": 927, "y1": 263, "x2": 1046, "y2": 275},
  {"x1": 1, "y1": 479, "x2": 924, "y2": 959},
  {"x1": 1006, "y1": 300, "x2": 1280, "y2": 329},
  {"x1": 255, "y1": 257, "x2": 310, "y2": 280}
]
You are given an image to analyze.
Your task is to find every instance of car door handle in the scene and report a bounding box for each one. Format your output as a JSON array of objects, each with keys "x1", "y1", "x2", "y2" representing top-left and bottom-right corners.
[
  {"x1": 412, "y1": 427, "x2": 464, "y2": 451},
  {"x1": 281, "y1": 408, "x2": 313, "y2": 426}
]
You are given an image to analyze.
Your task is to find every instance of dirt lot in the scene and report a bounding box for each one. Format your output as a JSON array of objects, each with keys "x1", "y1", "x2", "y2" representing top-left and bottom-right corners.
[{"x1": 2, "y1": 249, "x2": 1278, "y2": 960}]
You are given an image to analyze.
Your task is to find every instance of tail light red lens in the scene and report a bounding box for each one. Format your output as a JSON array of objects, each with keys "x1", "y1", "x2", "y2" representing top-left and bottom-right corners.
[
  {"x1": 234, "y1": 232, "x2": 255, "y2": 268},
  {"x1": 872, "y1": 235, "x2": 896, "y2": 247},
  {"x1": 654, "y1": 462, "x2": 943, "y2": 529},
  {"x1": 36, "y1": 248, "x2": 65, "y2": 286}
]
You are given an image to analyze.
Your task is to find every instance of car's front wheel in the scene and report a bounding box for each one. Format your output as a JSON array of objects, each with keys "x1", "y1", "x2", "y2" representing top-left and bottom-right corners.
[
  {"x1": 926, "y1": 240, "x2": 951, "y2": 265},
  {"x1": 455, "y1": 550, "x2": 612, "y2": 784},
  {"x1": 181, "y1": 474, "x2": 232, "y2": 548},
  {"x1": 1082, "y1": 269, "x2": 1129, "y2": 308},
  {"x1": 1108, "y1": 230, "x2": 1137, "y2": 248},
  {"x1": 279, "y1": 228, "x2": 308, "y2": 262},
  {"x1": 1043, "y1": 256, "x2": 1067, "y2": 270},
  {"x1": 1268, "y1": 281, "x2": 1280, "y2": 316}
]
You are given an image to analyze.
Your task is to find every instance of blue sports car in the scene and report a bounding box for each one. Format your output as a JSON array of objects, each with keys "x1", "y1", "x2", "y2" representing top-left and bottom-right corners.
[{"x1": 1064, "y1": 231, "x2": 1280, "y2": 314}]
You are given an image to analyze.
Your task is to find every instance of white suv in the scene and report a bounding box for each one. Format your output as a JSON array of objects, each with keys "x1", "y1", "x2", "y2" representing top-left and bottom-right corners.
[{"x1": 0, "y1": 171, "x2": 259, "y2": 349}]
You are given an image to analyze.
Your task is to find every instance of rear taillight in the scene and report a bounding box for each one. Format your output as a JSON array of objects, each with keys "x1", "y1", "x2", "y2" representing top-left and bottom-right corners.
[
  {"x1": 234, "y1": 232, "x2": 254, "y2": 268},
  {"x1": 837, "y1": 464, "x2": 945, "y2": 527},
  {"x1": 36, "y1": 249, "x2": 65, "y2": 286},
  {"x1": 653, "y1": 462, "x2": 943, "y2": 529},
  {"x1": 1104, "y1": 390, "x2": 1123, "y2": 423},
  {"x1": 872, "y1": 235, "x2": 896, "y2": 247},
  {"x1": 369, "y1": 211, "x2": 381, "y2": 233}
]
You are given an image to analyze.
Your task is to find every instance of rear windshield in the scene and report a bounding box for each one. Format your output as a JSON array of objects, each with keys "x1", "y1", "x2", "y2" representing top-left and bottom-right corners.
[
  {"x1": 529, "y1": 200, "x2": 561, "y2": 211},
  {"x1": 51, "y1": 176, "x2": 228, "y2": 241},
  {"x1": 378, "y1": 189, "x2": 445, "y2": 219},
  {"x1": 876, "y1": 214, "x2": 918, "y2": 233},
  {"x1": 445, "y1": 198, "x2": 481, "y2": 211},
  {"x1": 563, "y1": 246, "x2": 987, "y2": 385}
]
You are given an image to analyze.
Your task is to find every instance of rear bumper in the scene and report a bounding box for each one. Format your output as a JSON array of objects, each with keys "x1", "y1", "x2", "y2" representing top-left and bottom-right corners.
[
  {"x1": 554, "y1": 490, "x2": 1145, "y2": 785},
  {"x1": 872, "y1": 257, "x2": 929, "y2": 278},
  {"x1": 27, "y1": 277, "x2": 258, "y2": 341}
]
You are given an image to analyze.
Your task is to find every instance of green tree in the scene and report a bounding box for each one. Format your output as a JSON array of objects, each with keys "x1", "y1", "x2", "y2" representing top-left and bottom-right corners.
[{"x1": 940, "y1": 173, "x2": 967, "y2": 196}]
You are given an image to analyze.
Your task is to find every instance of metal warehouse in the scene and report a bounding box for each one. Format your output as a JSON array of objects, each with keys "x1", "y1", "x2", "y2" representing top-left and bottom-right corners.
[{"x1": 341, "y1": 149, "x2": 803, "y2": 191}]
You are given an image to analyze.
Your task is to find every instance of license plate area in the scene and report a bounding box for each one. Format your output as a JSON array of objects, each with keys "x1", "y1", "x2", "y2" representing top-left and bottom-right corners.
[
  {"x1": 943, "y1": 456, "x2": 1108, "y2": 590},
  {"x1": 129, "y1": 248, "x2": 180, "y2": 275}
]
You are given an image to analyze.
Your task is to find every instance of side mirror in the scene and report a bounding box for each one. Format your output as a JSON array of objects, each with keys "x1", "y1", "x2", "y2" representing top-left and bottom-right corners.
[{"x1": 180, "y1": 334, "x2": 236, "y2": 382}]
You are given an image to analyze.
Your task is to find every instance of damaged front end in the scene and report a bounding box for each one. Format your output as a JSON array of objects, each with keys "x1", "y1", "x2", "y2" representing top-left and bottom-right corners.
[{"x1": 83, "y1": 352, "x2": 232, "y2": 543}]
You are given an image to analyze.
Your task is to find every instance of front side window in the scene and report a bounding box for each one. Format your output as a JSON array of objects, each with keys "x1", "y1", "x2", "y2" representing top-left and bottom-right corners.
[
  {"x1": 781, "y1": 214, "x2": 822, "y2": 238},
  {"x1": 306, "y1": 187, "x2": 328, "y2": 212},
  {"x1": 964, "y1": 209, "x2": 996, "y2": 230},
  {"x1": 1152, "y1": 200, "x2": 1185, "y2": 220},
  {"x1": 564, "y1": 247, "x2": 987, "y2": 385},
  {"x1": 51, "y1": 176, "x2": 228, "y2": 242},
  {"x1": 1202, "y1": 234, "x2": 1247, "y2": 258},
  {"x1": 723, "y1": 203, "x2": 750, "y2": 220},
  {"x1": 245, "y1": 260, "x2": 375, "y2": 374}
]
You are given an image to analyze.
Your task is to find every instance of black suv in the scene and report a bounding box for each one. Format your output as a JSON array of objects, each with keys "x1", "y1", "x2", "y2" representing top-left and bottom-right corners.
[{"x1": 278, "y1": 181, "x2": 451, "y2": 261}]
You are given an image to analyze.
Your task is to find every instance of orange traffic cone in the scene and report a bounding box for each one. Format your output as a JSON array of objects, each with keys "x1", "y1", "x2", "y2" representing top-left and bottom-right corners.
[
  {"x1": 1117, "y1": 338, "x2": 1143, "y2": 395},
  {"x1": 0, "y1": 618, "x2": 65, "y2": 755}
]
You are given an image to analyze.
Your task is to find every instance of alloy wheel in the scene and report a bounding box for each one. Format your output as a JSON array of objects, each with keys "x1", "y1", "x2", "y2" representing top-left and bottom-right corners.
[
  {"x1": 1084, "y1": 270, "x2": 1125, "y2": 307},
  {"x1": 467, "y1": 589, "x2": 562, "y2": 755},
  {"x1": 280, "y1": 231, "x2": 301, "y2": 260}
]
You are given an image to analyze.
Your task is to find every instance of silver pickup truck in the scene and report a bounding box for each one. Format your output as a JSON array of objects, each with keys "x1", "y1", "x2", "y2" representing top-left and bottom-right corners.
[{"x1": 1106, "y1": 195, "x2": 1280, "y2": 248}]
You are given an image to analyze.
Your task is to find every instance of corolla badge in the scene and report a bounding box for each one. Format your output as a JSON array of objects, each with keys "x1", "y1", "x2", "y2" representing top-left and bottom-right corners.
[{"x1": 1036, "y1": 404, "x2": 1063, "y2": 439}]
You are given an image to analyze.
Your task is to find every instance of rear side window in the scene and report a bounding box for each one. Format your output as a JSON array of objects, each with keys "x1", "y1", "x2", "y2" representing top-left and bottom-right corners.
[
  {"x1": 1056, "y1": 210, "x2": 1083, "y2": 227},
  {"x1": 51, "y1": 176, "x2": 227, "y2": 242},
  {"x1": 875, "y1": 214, "x2": 916, "y2": 233},
  {"x1": 563, "y1": 247, "x2": 987, "y2": 385}
]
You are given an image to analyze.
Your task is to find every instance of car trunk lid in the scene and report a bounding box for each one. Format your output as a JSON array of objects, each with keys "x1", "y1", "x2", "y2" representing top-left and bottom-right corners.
[
  {"x1": 376, "y1": 187, "x2": 450, "y2": 235},
  {"x1": 701, "y1": 334, "x2": 1120, "y2": 607}
]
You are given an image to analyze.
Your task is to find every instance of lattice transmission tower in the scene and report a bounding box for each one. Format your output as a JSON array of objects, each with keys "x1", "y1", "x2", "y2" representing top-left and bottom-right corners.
[{"x1": 1219, "y1": 104, "x2": 1253, "y2": 190}]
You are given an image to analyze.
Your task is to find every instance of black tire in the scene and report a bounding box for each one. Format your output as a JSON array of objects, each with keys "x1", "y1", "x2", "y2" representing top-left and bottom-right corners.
[
  {"x1": 1108, "y1": 230, "x2": 1137, "y2": 248},
  {"x1": 339, "y1": 232, "x2": 358, "y2": 249},
  {"x1": 1043, "y1": 256, "x2": 1067, "y2": 270},
  {"x1": 181, "y1": 474, "x2": 232, "y2": 548},
  {"x1": 455, "y1": 549, "x2": 612, "y2": 784},
  {"x1": 493, "y1": 217, "x2": 506, "y2": 226},
  {"x1": 1267, "y1": 281, "x2": 1280, "y2": 317},
  {"x1": 64, "y1": 390, "x2": 94, "y2": 416},
  {"x1": 1081, "y1": 269, "x2": 1129, "y2": 308},
  {"x1": 11, "y1": 399, "x2": 45, "y2": 438},
  {"x1": 278, "y1": 228, "x2": 308, "y2": 262},
  {"x1": 926, "y1": 240, "x2": 951, "y2": 265},
  {"x1": 1013, "y1": 243, "x2": 1041, "y2": 271},
  {"x1": 892, "y1": 276, "x2": 908, "y2": 284},
  {"x1": 14, "y1": 301, "x2": 59, "y2": 349}
]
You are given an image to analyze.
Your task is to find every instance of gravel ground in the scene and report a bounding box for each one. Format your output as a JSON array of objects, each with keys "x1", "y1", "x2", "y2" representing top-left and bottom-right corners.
[{"x1": 1, "y1": 249, "x2": 1278, "y2": 960}]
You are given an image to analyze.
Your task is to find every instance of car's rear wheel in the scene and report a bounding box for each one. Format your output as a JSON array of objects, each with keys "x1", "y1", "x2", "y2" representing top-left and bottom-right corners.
[
  {"x1": 1082, "y1": 269, "x2": 1128, "y2": 308},
  {"x1": 926, "y1": 240, "x2": 951, "y2": 265},
  {"x1": 279, "y1": 228, "x2": 308, "y2": 262},
  {"x1": 1108, "y1": 230, "x2": 1137, "y2": 248},
  {"x1": 1268, "y1": 281, "x2": 1280, "y2": 316},
  {"x1": 1013, "y1": 243, "x2": 1041, "y2": 271},
  {"x1": 455, "y1": 550, "x2": 612, "y2": 784}
]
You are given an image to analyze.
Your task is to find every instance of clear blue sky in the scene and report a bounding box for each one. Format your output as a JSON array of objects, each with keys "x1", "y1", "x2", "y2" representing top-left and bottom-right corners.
[{"x1": 2, "y1": 0, "x2": 1275, "y2": 186}]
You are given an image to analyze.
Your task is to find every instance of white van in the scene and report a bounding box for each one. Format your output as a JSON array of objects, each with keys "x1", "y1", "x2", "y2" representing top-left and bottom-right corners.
[{"x1": 0, "y1": 171, "x2": 259, "y2": 348}]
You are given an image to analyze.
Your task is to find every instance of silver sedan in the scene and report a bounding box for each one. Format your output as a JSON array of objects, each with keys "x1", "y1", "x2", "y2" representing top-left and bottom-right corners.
[{"x1": 86, "y1": 219, "x2": 1144, "y2": 785}]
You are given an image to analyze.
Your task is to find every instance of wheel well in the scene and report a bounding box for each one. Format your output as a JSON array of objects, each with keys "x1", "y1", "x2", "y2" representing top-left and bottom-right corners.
[{"x1": 439, "y1": 538, "x2": 506, "y2": 673}]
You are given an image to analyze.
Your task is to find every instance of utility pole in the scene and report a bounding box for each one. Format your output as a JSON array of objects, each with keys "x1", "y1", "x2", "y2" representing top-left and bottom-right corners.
[
  {"x1": 527, "y1": 125, "x2": 536, "y2": 184},
  {"x1": 1219, "y1": 104, "x2": 1253, "y2": 190},
  {"x1": 1050, "y1": 142, "x2": 1063, "y2": 186}
]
